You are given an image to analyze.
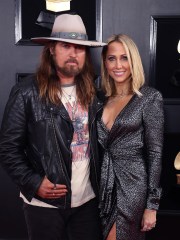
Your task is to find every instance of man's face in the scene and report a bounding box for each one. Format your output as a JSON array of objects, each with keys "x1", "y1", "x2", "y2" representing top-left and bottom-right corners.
[{"x1": 51, "y1": 42, "x2": 86, "y2": 79}]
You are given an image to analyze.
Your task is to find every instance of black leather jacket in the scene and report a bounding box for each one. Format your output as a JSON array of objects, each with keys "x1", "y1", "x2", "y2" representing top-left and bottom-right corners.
[{"x1": 0, "y1": 75, "x2": 103, "y2": 208}]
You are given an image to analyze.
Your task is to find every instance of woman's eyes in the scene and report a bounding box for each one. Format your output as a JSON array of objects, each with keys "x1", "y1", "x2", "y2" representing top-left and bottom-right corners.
[
  {"x1": 121, "y1": 55, "x2": 128, "y2": 61},
  {"x1": 107, "y1": 55, "x2": 128, "y2": 62},
  {"x1": 107, "y1": 56, "x2": 116, "y2": 61}
]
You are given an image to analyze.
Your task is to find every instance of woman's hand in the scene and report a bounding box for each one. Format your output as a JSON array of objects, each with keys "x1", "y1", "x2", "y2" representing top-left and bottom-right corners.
[
  {"x1": 37, "y1": 176, "x2": 68, "y2": 199},
  {"x1": 141, "y1": 209, "x2": 157, "y2": 232}
]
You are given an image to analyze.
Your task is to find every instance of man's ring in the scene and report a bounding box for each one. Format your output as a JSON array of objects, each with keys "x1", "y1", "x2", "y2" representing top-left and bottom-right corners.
[{"x1": 53, "y1": 184, "x2": 57, "y2": 190}]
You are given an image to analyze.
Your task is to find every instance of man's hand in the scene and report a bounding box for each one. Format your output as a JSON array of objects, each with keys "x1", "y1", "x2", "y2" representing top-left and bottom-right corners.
[{"x1": 37, "y1": 176, "x2": 68, "y2": 199}]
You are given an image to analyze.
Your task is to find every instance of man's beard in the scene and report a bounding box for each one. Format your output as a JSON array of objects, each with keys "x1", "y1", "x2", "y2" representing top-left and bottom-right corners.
[
  {"x1": 54, "y1": 58, "x2": 83, "y2": 77},
  {"x1": 57, "y1": 65, "x2": 81, "y2": 77}
]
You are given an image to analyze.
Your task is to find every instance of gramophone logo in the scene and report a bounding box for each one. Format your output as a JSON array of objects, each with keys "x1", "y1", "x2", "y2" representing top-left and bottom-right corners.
[
  {"x1": 45, "y1": 0, "x2": 71, "y2": 12},
  {"x1": 36, "y1": 0, "x2": 72, "y2": 29}
]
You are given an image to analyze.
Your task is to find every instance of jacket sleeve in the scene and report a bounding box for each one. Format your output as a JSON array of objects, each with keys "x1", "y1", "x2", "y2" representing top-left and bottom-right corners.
[
  {"x1": 0, "y1": 84, "x2": 43, "y2": 201},
  {"x1": 143, "y1": 90, "x2": 164, "y2": 210}
]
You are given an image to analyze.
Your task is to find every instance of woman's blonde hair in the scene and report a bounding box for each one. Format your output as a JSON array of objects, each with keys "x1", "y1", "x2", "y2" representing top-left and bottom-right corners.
[{"x1": 101, "y1": 34, "x2": 145, "y2": 96}]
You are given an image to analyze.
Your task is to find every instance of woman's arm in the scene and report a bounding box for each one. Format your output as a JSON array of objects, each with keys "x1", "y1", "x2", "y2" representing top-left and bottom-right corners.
[
  {"x1": 143, "y1": 89, "x2": 164, "y2": 209},
  {"x1": 141, "y1": 89, "x2": 164, "y2": 231}
]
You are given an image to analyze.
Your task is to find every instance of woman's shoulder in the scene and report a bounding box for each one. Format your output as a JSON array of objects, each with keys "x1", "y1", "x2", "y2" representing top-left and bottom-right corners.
[{"x1": 140, "y1": 85, "x2": 163, "y2": 100}]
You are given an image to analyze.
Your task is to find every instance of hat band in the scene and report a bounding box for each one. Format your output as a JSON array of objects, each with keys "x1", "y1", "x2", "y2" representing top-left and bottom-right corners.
[{"x1": 51, "y1": 32, "x2": 88, "y2": 40}]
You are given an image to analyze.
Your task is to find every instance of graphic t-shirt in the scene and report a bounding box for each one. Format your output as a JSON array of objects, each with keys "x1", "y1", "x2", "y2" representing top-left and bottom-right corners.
[{"x1": 61, "y1": 85, "x2": 95, "y2": 207}]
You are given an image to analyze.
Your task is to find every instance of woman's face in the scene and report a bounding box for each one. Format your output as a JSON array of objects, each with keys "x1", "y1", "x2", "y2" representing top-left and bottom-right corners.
[{"x1": 105, "y1": 41, "x2": 131, "y2": 86}]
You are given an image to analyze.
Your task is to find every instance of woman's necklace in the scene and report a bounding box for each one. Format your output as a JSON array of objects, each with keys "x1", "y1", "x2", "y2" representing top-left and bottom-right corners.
[{"x1": 107, "y1": 91, "x2": 131, "y2": 105}]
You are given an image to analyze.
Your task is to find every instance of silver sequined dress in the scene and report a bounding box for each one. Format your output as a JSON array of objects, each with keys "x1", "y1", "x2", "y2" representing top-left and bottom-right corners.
[{"x1": 97, "y1": 86, "x2": 164, "y2": 240}]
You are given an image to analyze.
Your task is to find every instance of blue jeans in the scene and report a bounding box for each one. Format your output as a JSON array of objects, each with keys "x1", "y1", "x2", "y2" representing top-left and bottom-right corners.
[{"x1": 23, "y1": 198, "x2": 102, "y2": 240}]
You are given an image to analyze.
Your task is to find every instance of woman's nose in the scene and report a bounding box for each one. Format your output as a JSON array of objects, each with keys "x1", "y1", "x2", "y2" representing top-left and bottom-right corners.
[{"x1": 116, "y1": 59, "x2": 123, "y2": 68}]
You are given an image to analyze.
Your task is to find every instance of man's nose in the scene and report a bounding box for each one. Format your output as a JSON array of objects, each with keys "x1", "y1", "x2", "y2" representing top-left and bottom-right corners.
[{"x1": 69, "y1": 47, "x2": 76, "y2": 57}]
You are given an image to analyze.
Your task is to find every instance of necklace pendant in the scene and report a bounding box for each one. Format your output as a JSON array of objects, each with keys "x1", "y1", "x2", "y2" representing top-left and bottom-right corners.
[{"x1": 71, "y1": 115, "x2": 76, "y2": 122}]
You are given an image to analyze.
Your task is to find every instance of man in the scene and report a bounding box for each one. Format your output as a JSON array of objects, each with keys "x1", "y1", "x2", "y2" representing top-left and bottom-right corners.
[{"x1": 0, "y1": 14, "x2": 106, "y2": 240}]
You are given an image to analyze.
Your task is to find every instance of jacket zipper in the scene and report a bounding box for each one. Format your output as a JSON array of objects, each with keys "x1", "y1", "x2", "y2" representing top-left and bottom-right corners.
[
  {"x1": 89, "y1": 103, "x2": 103, "y2": 194},
  {"x1": 50, "y1": 109, "x2": 67, "y2": 207}
]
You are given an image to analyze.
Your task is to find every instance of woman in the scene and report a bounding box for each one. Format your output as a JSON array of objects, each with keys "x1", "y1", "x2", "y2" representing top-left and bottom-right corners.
[{"x1": 97, "y1": 34, "x2": 164, "y2": 240}]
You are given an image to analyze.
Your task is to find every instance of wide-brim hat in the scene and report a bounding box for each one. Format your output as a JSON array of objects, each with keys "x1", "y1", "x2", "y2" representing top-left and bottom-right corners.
[{"x1": 31, "y1": 13, "x2": 106, "y2": 47}]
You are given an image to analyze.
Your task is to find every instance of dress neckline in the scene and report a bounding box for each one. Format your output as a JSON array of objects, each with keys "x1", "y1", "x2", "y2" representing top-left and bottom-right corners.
[{"x1": 101, "y1": 93, "x2": 136, "y2": 132}]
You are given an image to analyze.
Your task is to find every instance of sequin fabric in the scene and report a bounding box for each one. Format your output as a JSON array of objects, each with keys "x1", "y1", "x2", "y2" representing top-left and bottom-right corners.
[{"x1": 97, "y1": 86, "x2": 164, "y2": 240}]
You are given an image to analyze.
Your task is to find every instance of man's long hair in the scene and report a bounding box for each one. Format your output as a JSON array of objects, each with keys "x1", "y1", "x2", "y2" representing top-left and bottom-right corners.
[{"x1": 36, "y1": 41, "x2": 95, "y2": 109}]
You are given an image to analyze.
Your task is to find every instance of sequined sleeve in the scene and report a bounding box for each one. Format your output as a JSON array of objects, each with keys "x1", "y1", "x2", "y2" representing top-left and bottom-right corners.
[{"x1": 143, "y1": 90, "x2": 164, "y2": 210}]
